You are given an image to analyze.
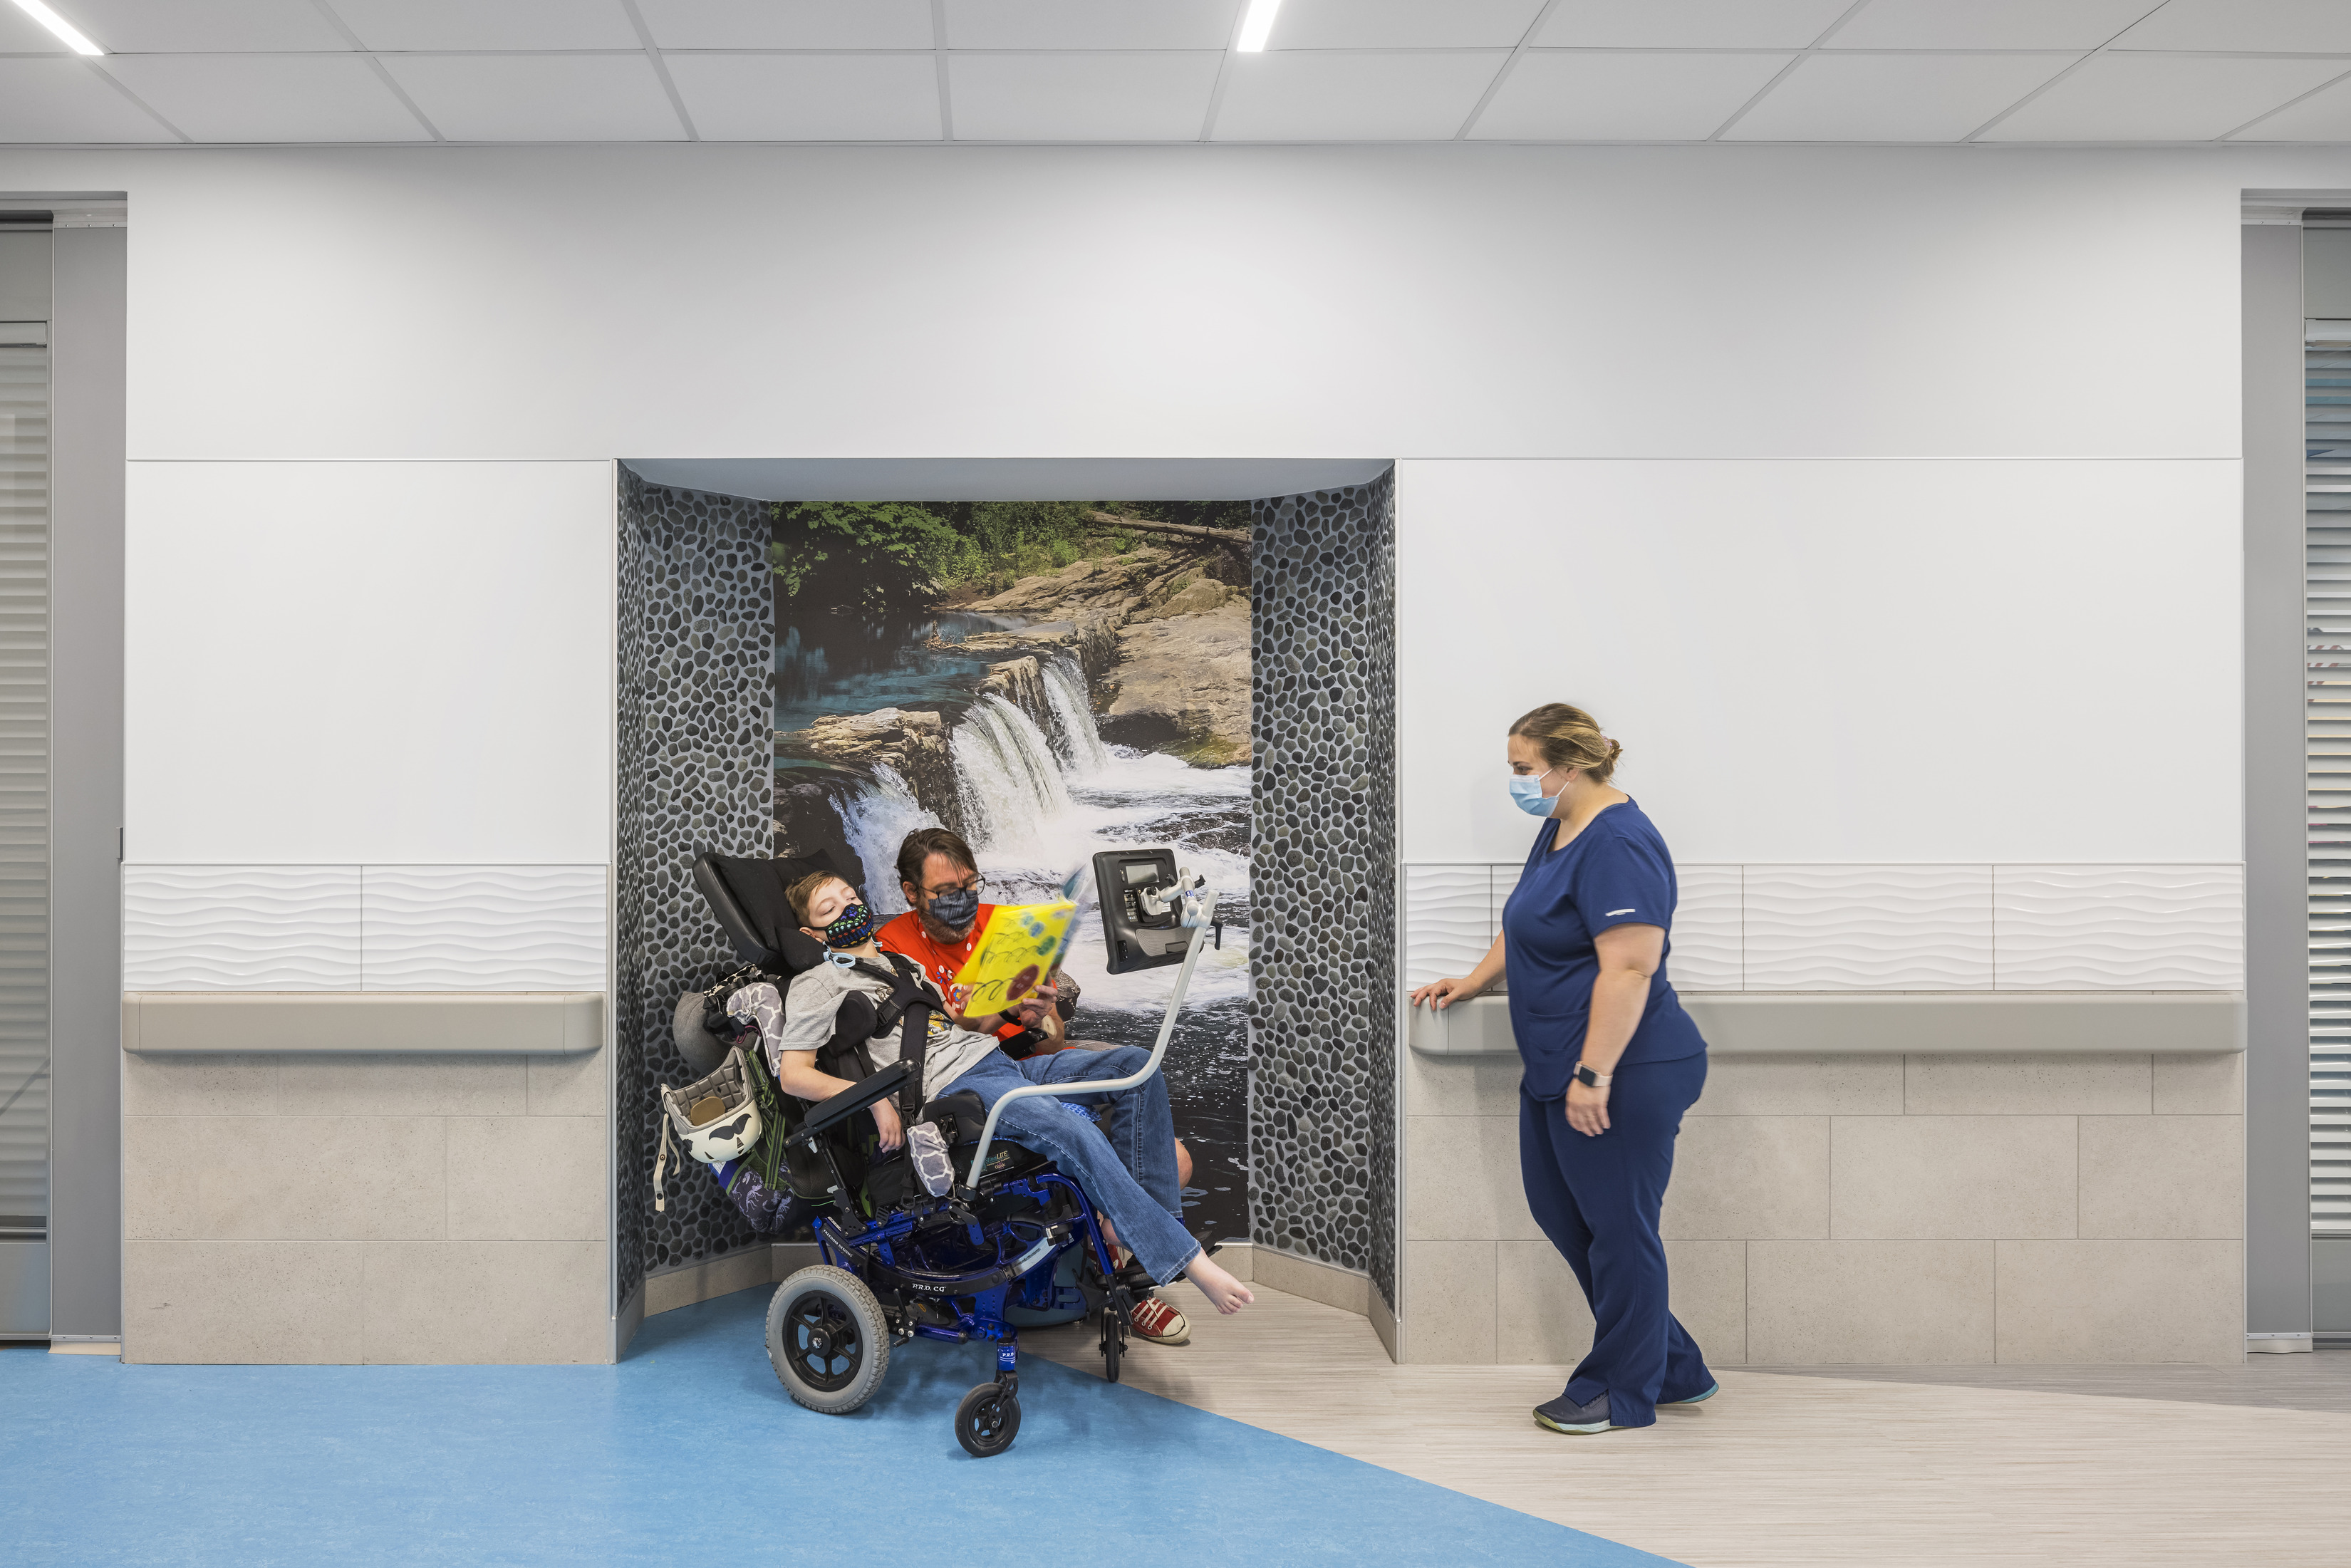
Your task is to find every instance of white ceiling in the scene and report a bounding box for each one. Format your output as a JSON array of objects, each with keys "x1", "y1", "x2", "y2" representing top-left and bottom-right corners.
[{"x1": 4, "y1": 0, "x2": 2351, "y2": 147}]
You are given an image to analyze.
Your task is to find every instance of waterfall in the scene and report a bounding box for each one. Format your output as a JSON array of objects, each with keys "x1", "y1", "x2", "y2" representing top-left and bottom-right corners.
[
  {"x1": 950, "y1": 695, "x2": 1071, "y2": 861},
  {"x1": 1040, "y1": 655, "x2": 1109, "y2": 777},
  {"x1": 836, "y1": 763, "x2": 939, "y2": 917}
]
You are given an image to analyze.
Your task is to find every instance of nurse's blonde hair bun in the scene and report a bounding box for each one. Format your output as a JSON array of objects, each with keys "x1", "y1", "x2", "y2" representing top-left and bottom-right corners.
[{"x1": 1510, "y1": 702, "x2": 1622, "y2": 785}]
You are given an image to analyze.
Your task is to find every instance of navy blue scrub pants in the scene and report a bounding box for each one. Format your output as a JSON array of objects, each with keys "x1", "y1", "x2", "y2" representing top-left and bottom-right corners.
[{"x1": 1519, "y1": 1052, "x2": 1713, "y2": 1428}]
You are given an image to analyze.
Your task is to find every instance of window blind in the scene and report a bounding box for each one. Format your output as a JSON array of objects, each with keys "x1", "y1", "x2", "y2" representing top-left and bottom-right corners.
[
  {"x1": 2308, "y1": 319, "x2": 2351, "y2": 1236},
  {"x1": 0, "y1": 325, "x2": 46, "y2": 1240}
]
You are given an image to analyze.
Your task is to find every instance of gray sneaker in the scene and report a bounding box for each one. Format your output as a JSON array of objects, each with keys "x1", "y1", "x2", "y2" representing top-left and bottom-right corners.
[{"x1": 1532, "y1": 1391, "x2": 1616, "y2": 1434}]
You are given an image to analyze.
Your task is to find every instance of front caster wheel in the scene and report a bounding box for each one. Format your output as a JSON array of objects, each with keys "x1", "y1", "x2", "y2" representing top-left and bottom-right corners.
[
  {"x1": 955, "y1": 1382, "x2": 1022, "y2": 1458},
  {"x1": 1101, "y1": 1284, "x2": 1131, "y2": 1384}
]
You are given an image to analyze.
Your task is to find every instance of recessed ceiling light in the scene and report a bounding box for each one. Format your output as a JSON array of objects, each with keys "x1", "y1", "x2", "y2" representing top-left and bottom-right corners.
[
  {"x1": 1236, "y1": 0, "x2": 1282, "y2": 54},
  {"x1": 9, "y1": 0, "x2": 103, "y2": 55}
]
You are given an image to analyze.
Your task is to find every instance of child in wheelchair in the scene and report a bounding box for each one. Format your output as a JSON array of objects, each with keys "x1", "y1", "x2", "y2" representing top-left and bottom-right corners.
[{"x1": 775, "y1": 871, "x2": 1255, "y2": 1320}]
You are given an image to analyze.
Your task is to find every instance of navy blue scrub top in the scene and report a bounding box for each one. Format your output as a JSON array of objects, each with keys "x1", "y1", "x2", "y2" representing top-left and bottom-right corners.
[{"x1": 1501, "y1": 799, "x2": 1707, "y2": 1100}]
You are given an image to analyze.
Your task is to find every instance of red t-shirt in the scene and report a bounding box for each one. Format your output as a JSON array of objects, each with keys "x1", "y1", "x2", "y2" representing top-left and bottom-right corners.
[{"x1": 875, "y1": 906, "x2": 1027, "y2": 1044}]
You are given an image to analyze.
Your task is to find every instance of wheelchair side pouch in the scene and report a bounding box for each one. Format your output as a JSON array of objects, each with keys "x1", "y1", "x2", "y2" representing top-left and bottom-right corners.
[{"x1": 653, "y1": 1046, "x2": 764, "y2": 1213}]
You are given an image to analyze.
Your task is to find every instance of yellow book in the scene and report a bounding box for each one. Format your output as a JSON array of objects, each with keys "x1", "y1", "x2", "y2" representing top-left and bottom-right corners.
[{"x1": 953, "y1": 898, "x2": 1079, "y2": 1011}]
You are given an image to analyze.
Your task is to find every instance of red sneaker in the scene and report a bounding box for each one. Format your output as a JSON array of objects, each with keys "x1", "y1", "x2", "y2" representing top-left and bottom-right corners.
[{"x1": 1128, "y1": 1295, "x2": 1190, "y2": 1346}]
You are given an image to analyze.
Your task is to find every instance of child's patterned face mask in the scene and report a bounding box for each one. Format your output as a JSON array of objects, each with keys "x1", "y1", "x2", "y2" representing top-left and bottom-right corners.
[{"x1": 821, "y1": 901, "x2": 876, "y2": 949}]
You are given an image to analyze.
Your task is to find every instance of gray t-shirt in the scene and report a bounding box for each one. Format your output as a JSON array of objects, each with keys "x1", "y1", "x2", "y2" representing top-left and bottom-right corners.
[{"x1": 775, "y1": 955, "x2": 1003, "y2": 1101}]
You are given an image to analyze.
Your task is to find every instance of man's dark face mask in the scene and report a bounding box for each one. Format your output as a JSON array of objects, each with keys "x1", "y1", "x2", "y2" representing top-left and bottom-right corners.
[{"x1": 926, "y1": 886, "x2": 981, "y2": 933}]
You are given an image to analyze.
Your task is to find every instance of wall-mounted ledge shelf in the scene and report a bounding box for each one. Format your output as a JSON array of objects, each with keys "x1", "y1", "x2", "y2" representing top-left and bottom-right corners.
[
  {"x1": 1407, "y1": 992, "x2": 2245, "y2": 1058},
  {"x1": 122, "y1": 992, "x2": 605, "y2": 1055}
]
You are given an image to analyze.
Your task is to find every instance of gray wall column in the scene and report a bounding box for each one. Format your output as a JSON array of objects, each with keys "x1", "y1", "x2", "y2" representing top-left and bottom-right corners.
[
  {"x1": 47, "y1": 226, "x2": 124, "y2": 1337},
  {"x1": 2244, "y1": 219, "x2": 2312, "y2": 1337}
]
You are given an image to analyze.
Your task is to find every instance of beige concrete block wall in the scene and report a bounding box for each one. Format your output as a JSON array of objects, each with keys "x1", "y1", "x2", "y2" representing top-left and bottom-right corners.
[
  {"x1": 123, "y1": 1049, "x2": 610, "y2": 1364},
  {"x1": 1399, "y1": 1049, "x2": 2243, "y2": 1366}
]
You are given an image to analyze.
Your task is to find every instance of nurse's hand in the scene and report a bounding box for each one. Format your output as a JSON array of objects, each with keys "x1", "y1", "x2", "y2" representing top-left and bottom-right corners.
[
  {"x1": 1565, "y1": 1080, "x2": 1612, "y2": 1138},
  {"x1": 1410, "y1": 976, "x2": 1475, "y2": 1010}
]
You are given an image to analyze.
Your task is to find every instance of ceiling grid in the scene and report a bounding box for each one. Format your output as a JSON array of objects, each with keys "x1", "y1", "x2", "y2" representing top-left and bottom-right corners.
[{"x1": 2, "y1": 0, "x2": 2351, "y2": 146}]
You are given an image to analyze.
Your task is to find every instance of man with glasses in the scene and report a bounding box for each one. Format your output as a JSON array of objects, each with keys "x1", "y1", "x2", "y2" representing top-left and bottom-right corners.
[{"x1": 875, "y1": 826, "x2": 1200, "y2": 1346}]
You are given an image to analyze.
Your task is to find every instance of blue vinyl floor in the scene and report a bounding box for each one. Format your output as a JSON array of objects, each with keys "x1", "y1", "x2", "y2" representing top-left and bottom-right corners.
[{"x1": 1, "y1": 1287, "x2": 1681, "y2": 1567}]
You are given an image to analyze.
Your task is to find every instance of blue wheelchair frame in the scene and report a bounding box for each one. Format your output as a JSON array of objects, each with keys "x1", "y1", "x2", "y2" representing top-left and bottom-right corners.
[{"x1": 811, "y1": 1167, "x2": 1119, "y2": 1383}]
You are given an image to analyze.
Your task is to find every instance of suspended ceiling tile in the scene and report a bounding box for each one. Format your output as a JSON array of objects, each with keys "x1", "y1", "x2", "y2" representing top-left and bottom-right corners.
[
  {"x1": 58, "y1": 0, "x2": 354, "y2": 53},
  {"x1": 1535, "y1": 0, "x2": 1854, "y2": 51},
  {"x1": 943, "y1": 0, "x2": 1240, "y2": 52},
  {"x1": 326, "y1": 0, "x2": 643, "y2": 53},
  {"x1": 0, "y1": 58, "x2": 170, "y2": 140},
  {"x1": 1981, "y1": 52, "x2": 2349, "y2": 140},
  {"x1": 1215, "y1": 50, "x2": 1510, "y2": 140},
  {"x1": 2112, "y1": 0, "x2": 2351, "y2": 54},
  {"x1": 2230, "y1": 73, "x2": 2351, "y2": 140},
  {"x1": 1829, "y1": 0, "x2": 2166, "y2": 52},
  {"x1": 1268, "y1": 0, "x2": 1550, "y2": 51},
  {"x1": 1726, "y1": 51, "x2": 2079, "y2": 142},
  {"x1": 949, "y1": 51, "x2": 1220, "y2": 141},
  {"x1": 1470, "y1": 51, "x2": 1790, "y2": 140},
  {"x1": 633, "y1": 0, "x2": 935, "y2": 50},
  {"x1": 668, "y1": 52, "x2": 940, "y2": 140},
  {"x1": 380, "y1": 53, "x2": 686, "y2": 141},
  {"x1": 101, "y1": 53, "x2": 429, "y2": 141}
]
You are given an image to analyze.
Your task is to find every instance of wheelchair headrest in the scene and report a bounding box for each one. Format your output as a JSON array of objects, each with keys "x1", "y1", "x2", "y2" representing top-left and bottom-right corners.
[{"x1": 693, "y1": 848, "x2": 863, "y2": 976}]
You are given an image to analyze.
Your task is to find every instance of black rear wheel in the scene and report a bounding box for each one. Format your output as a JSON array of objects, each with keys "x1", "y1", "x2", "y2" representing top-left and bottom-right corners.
[
  {"x1": 767, "y1": 1265, "x2": 890, "y2": 1414},
  {"x1": 955, "y1": 1382, "x2": 1022, "y2": 1458}
]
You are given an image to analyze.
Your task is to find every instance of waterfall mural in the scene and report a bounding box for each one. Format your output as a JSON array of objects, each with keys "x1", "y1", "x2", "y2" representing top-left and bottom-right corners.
[{"x1": 770, "y1": 502, "x2": 1255, "y2": 1243}]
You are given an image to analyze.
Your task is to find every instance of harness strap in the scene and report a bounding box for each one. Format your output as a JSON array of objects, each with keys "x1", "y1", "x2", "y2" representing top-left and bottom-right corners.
[
  {"x1": 843, "y1": 951, "x2": 940, "y2": 1118},
  {"x1": 896, "y1": 999, "x2": 933, "y2": 1119},
  {"x1": 852, "y1": 951, "x2": 932, "y2": 1037}
]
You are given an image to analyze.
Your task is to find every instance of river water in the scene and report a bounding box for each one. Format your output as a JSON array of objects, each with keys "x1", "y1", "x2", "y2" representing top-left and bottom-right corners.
[{"x1": 778, "y1": 612, "x2": 1252, "y2": 1244}]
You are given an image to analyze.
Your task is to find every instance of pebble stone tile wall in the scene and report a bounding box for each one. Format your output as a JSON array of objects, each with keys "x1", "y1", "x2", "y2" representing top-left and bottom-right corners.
[
  {"x1": 1248, "y1": 472, "x2": 1398, "y2": 1315},
  {"x1": 615, "y1": 471, "x2": 776, "y2": 1309}
]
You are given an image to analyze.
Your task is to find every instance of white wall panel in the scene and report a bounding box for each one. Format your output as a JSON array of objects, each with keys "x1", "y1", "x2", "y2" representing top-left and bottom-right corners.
[
  {"x1": 1396, "y1": 459, "x2": 2242, "y2": 865},
  {"x1": 1993, "y1": 864, "x2": 2243, "y2": 991},
  {"x1": 1408, "y1": 861, "x2": 2241, "y2": 994},
  {"x1": 123, "y1": 863, "x2": 608, "y2": 992},
  {"x1": 1741, "y1": 864, "x2": 1995, "y2": 992},
  {"x1": 0, "y1": 143, "x2": 2297, "y2": 462},
  {"x1": 1671, "y1": 863, "x2": 1743, "y2": 991},
  {"x1": 123, "y1": 866, "x2": 362, "y2": 990},
  {"x1": 124, "y1": 461, "x2": 613, "y2": 865},
  {"x1": 361, "y1": 866, "x2": 608, "y2": 991},
  {"x1": 1403, "y1": 864, "x2": 1490, "y2": 987}
]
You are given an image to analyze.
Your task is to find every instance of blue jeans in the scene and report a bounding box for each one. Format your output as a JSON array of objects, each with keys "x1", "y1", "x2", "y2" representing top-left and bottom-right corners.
[{"x1": 948, "y1": 1047, "x2": 1199, "y2": 1286}]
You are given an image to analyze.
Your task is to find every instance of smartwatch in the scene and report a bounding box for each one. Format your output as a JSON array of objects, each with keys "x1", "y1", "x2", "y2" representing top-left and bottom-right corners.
[{"x1": 1573, "y1": 1063, "x2": 1613, "y2": 1089}]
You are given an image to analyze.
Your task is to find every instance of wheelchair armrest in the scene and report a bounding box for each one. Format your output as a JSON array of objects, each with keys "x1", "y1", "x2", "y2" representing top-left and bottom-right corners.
[{"x1": 801, "y1": 1061, "x2": 910, "y2": 1140}]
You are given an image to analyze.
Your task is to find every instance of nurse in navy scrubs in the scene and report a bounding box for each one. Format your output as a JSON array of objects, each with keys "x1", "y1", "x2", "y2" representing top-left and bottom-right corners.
[{"x1": 1410, "y1": 702, "x2": 1716, "y2": 1434}]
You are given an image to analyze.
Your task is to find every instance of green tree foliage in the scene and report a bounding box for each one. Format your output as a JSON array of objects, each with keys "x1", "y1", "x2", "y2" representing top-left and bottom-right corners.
[
  {"x1": 767, "y1": 502, "x2": 967, "y2": 617},
  {"x1": 769, "y1": 497, "x2": 1249, "y2": 610}
]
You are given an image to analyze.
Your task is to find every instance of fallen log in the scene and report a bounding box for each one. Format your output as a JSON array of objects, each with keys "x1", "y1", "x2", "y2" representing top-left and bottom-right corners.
[{"x1": 1085, "y1": 510, "x2": 1252, "y2": 551}]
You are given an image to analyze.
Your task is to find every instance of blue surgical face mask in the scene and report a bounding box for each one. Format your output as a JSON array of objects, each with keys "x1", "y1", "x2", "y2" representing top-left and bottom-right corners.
[
  {"x1": 926, "y1": 886, "x2": 981, "y2": 933},
  {"x1": 1508, "y1": 767, "x2": 1561, "y2": 817}
]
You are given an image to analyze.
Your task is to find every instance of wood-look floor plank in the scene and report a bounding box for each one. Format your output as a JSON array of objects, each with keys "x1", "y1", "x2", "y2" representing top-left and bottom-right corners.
[{"x1": 1026, "y1": 1286, "x2": 2349, "y2": 1567}]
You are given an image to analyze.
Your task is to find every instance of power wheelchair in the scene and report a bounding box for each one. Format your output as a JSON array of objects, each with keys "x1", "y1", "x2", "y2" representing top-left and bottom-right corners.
[{"x1": 667, "y1": 848, "x2": 1215, "y2": 1458}]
